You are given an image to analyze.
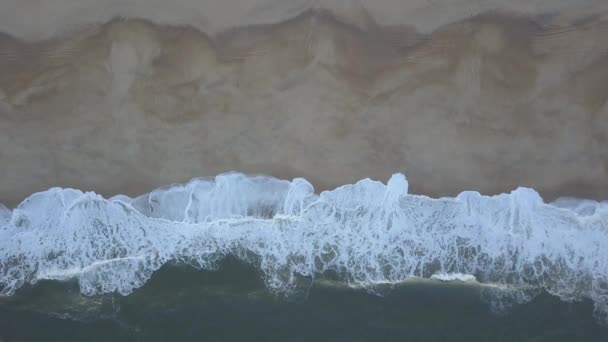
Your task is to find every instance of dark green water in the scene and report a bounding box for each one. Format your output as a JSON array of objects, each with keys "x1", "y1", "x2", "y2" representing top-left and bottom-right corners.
[{"x1": 0, "y1": 258, "x2": 606, "y2": 342}]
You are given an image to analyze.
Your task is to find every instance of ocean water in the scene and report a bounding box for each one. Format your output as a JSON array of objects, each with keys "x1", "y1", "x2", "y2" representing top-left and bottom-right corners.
[{"x1": 1, "y1": 172, "x2": 607, "y2": 341}]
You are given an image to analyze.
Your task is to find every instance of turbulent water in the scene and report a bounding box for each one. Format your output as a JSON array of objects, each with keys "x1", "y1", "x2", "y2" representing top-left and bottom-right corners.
[{"x1": 1, "y1": 172, "x2": 608, "y2": 339}]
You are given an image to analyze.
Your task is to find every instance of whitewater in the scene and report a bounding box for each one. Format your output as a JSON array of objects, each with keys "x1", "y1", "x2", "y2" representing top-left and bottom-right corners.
[{"x1": 0, "y1": 172, "x2": 607, "y2": 322}]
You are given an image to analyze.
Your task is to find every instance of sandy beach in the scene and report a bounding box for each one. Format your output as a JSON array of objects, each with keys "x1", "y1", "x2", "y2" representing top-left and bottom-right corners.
[{"x1": 1, "y1": 0, "x2": 607, "y2": 205}]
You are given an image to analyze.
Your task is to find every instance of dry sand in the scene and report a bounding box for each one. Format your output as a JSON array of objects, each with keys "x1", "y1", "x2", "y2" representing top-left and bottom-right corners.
[{"x1": 1, "y1": 1, "x2": 607, "y2": 205}]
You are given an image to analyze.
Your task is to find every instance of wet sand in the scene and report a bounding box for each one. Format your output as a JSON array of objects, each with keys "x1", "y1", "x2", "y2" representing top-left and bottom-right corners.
[{"x1": 1, "y1": 1, "x2": 607, "y2": 205}]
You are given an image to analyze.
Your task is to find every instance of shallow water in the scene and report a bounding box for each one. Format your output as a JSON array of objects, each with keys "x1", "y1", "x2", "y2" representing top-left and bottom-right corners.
[
  {"x1": 1, "y1": 260, "x2": 607, "y2": 342},
  {"x1": 1, "y1": 173, "x2": 607, "y2": 341}
]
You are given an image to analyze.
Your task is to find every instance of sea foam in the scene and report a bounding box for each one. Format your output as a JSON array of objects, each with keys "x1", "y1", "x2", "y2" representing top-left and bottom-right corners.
[{"x1": 0, "y1": 172, "x2": 607, "y2": 322}]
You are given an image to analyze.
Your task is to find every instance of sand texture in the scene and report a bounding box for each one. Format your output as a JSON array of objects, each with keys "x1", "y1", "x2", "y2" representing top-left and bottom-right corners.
[{"x1": 1, "y1": 1, "x2": 607, "y2": 205}]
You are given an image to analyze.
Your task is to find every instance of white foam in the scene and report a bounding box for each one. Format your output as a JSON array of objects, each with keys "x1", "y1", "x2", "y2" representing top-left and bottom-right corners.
[
  {"x1": 1, "y1": 172, "x2": 607, "y2": 323},
  {"x1": 550, "y1": 197, "x2": 606, "y2": 216},
  {"x1": 431, "y1": 272, "x2": 477, "y2": 282}
]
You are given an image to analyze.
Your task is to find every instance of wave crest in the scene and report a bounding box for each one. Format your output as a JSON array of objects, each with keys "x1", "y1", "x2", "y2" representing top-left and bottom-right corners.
[{"x1": 1, "y1": 172, "x2": 607, "y2": 322}]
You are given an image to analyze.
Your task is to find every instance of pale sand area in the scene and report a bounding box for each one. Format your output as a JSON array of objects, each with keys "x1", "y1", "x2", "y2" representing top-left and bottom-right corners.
[{"x1": 0, "y1": 1, "x2": 607, "y2": 205}]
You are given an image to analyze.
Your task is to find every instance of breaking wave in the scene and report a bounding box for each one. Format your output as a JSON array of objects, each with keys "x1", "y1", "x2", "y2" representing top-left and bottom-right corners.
[{"x1": 1, "y1": 172, "x2": 607, "y2": 322}]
